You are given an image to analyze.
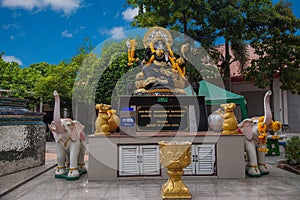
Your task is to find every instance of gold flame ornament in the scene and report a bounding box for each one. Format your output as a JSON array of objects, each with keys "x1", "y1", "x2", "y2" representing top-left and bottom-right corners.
[
  {"x1": 257, "y1": 117, "x2": 269, "y2": 153},
  {"x1": 257, "y1": 116, "x2": 282, "y2": 153}
]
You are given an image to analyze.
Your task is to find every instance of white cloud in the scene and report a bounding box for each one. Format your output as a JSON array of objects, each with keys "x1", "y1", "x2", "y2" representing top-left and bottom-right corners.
[
  {"x1": 61, "y1": 30, "x2": 73, "y2": 38},
  {"x1": 110, "y1": 27, "x2": 125, "y2": 40},
  {"x1": 2, "y1": 23, "x2": 21, "y2": 30},
  {"x1": 74, "y1": 26, "x2": 85, "y2": 33},
  {"x1": 2, "y1": 55, "x2": 23, "y2": 65},
  {"x1": 122, "y1": 7, "x2": 138, "y2": 21},
  {"x1": 61, "y1": 26, "x2": 85, "y2": 38},
  {"x1": 1, "y1": 0, "x2": 83, "y2": 16},
  {"x1": 98, "y1": 27, "x2": 109, "y2": 35},
  {"x1": 98, "y1": 27, "x2": 126, "y2": 40},
  {"x1": 8, "y1": 31, "x2": 25, "y2": 40},
  {"x1": 1, "y1": 0, "x2": 39, "y2": 10}
]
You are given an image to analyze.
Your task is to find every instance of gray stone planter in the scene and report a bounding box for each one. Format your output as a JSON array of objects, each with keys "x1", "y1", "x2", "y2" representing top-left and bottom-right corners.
[{"x1": 0, "y1": 97, "x2": 46, "y2": 176}]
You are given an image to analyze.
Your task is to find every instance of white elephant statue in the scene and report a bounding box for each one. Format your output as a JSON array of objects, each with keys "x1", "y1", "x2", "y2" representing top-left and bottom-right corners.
[
  {"x1": 49, "y1": 90, "x2": 87, "y2": 181},
  {"x1": 238, "y1": 90, "x2": 273, "y2": 177}
]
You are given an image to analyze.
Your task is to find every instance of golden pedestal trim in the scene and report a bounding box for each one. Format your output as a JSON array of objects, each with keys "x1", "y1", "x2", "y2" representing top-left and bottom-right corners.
[{"x1": 93, "y1": 131, "x2": 110, "y2": 136}]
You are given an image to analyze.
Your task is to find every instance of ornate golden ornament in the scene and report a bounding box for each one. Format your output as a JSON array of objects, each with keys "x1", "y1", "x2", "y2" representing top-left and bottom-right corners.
[
  {"x1": 142, "y1": 27, "x2": 173, "y2": 48},
  {"x1": 257, "y1": 115, "x2": 282, "y2": 152},
  {"x1": 258, "y1": 147, "x2": 269, "y2": 153},
  {"x1": 158, "y1": 141, "x2": 192, "y2": 199},
  {"x1": 271, "y1": 135, "x2": 280, "y2": 140}
]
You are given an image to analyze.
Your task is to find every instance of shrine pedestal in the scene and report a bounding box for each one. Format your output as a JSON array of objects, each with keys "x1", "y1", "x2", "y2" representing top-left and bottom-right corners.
[{"x1": 87, "y1": 132, "x2": 245, "y2": 181}]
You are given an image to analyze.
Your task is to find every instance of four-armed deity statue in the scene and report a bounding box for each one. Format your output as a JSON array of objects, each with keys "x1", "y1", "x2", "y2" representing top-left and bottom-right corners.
[{"x1": 127, "y1": 27, "x2": 187, "y2": 95}]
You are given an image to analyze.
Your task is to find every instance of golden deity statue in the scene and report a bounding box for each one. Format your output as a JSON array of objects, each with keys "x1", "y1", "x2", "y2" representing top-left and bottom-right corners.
[{"x1": 127, "y1": 27, "x2": 187, "y2": 95}]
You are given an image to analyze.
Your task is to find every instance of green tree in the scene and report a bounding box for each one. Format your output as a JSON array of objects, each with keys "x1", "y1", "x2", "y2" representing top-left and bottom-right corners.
[
  {"x1": 93, "y1": 39, "x2": 138, "y2": 106},
  {"x1": 0, "y1": 54, "x2": 46, "y2": 109},
  {"x1": 206, "y1": 0, "x2": 248, "y2": 90},
  {"x1": 244, "y1": 0, "x2": 300, "y2": 94},
  {"x1": 0, "y1": 54, "x2": 22, "y2": 95},
  {"x1": 34, "y1": 61, "x2": 78, "y2": 117},
  {"x1": 127, "y1": 0, "x2": 214, "y2": 46},
  {"x1": 34, "y1": 39, "x2": 95, "y2": 117}
]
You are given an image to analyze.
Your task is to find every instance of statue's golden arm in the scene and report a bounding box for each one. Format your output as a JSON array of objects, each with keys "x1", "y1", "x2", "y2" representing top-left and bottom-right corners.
[{"x1": 127, "y1": 39, "x2": 136, "y2": 66}]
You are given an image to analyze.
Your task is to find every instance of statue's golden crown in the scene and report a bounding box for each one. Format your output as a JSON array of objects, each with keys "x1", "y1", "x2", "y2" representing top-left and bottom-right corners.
[{"x1": 143, "y1": 27, "x2": 173, "y2": 48}]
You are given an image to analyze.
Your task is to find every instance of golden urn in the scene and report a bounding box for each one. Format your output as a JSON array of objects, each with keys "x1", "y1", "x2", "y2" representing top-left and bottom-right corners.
[{"x1": 158, "y1": 141, "x2": 192, "y2": 199}]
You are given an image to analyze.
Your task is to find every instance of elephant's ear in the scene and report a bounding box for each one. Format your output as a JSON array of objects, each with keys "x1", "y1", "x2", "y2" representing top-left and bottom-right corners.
[
  {"x1": 49, "y1": 121, "x2": 60, "y2": 142},
  {"x1": 238, "y1": 119, "x2": 254, "y2": 140},
  {"x1": 70, "y1": 121, "x2": 85, "y2": 141},
  {"x1": 79, "y1": 131, "x2": 86, "y2": 142}
]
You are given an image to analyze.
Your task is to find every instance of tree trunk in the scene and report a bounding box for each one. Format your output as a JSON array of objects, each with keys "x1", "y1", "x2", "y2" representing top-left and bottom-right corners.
[
  {"x1": 223, "y1": 40, "x2": 231, "y2": 91},
  {"x1": 183, "y1": 11, "x2": 188, "y2": 35},
  {"x1": 269, "y1": 79, "x2": 274, "y2": 118}
]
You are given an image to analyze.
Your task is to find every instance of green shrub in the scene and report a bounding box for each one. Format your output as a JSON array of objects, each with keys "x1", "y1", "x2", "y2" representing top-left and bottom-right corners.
[{"x1": 285, "y1": 136, "x2": 300, "y2": 167}]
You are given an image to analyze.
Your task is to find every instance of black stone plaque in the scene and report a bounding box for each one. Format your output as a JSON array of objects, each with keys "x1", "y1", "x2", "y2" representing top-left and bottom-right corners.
[
  {"x1": 137, "y1": 105, "x2": 188, "y2": 131},
  {"x1": 118, "y1": 96, "x2": 208, "y2": 132}
]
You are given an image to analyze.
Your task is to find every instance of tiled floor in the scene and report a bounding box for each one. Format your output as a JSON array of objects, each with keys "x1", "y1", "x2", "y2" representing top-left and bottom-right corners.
[
  {"x1": 1, "y1": 138, "x2": 299, "y2": 200},
  {"x1": 1, "y1": 161, "x2": 300, "y2": 200}
]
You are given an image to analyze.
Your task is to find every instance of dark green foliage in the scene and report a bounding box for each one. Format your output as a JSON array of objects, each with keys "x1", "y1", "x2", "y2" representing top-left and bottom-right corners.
[
  {"x1": 94, "y1": 39, "x2": 145, "y2": 108},
  {"x1": 0, "y1": 39, "x2": 92, "y2": 114},
  {"x1": 285, "y1": 136, "x2": 300, "y2": 167},
  {"x1": 95, "y1": 53, "x2": 130, "y2": 104},
  {"x1": 0, "y1": 54, "x2": 48, "y2": 109},
  {"x1": 244, "y1": 0, "x2": 300, "y2": 94}
]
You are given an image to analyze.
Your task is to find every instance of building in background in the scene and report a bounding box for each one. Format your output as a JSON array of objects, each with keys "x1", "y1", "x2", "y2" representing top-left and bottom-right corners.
[{"x1": 217, "y1": 44, "x2": 300, "y2": 133}]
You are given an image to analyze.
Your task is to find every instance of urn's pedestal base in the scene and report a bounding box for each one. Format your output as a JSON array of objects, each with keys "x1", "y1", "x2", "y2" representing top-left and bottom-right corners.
[
  {"x1": 161, "y1": 170, "x2": 191, "y2": 199},
  {"x1": 161, "y1": 183, "x2": 191, "y2": 199}
]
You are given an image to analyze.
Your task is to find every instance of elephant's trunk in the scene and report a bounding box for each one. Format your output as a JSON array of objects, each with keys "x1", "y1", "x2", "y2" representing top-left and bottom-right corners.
[
  {"x1": 53, "y1": 90, "x2": 64, "y2": 134},
  {"x1": 263, "y1": 90, "x2": 272, "y2": 127}
]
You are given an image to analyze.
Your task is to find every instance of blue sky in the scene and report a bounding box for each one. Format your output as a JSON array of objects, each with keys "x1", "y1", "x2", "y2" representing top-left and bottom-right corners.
[{"x1": 0, "y1": 0, "x2": 299, "y2": 67}]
